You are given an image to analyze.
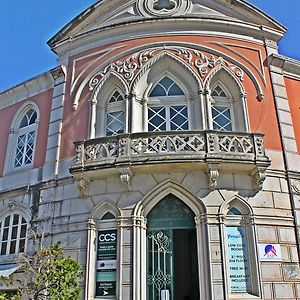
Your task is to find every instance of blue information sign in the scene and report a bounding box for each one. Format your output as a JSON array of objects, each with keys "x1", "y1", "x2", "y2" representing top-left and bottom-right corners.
[{"x1": 226, "y1": 226, "x2": 251, "y2": 293}]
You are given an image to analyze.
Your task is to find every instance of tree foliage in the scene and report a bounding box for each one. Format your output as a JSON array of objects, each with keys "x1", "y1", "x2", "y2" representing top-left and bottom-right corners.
[{"x1": 0, "y1": 242, "x2": 83, "y2": 300}]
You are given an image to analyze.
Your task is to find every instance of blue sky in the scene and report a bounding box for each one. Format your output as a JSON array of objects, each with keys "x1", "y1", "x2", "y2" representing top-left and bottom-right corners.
[{"x1": 0, "y1": 0, "x2": 299, "y2": 91}]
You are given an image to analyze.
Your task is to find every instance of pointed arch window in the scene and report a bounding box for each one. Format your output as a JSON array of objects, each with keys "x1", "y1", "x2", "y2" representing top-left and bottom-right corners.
[
  {"x1": 14, "y1": 109, "x2": 38, "y2": 168},
  {"x1": 106, "y1": 90, "x2": 125, "y2": 136},
  {"x1": 222, "y1": 201, "x2": 260, "y2": 298},
  {"x1": 211, "y1": 85, "x2": 233, "y2": 132},
  {"x1": 147, "y1": 76, "x2": 189, "y2": 132}
]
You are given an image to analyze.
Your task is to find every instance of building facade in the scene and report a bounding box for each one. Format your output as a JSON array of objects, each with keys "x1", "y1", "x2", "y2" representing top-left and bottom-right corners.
[{"x1": 1, "y1": 0, "x2": 300, "y2": 299}]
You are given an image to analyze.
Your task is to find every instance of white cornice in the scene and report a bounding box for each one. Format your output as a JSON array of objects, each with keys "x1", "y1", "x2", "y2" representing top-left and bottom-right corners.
[
  {"x1": 268, "y1": 54, "x2": 300, "y2": 79},
  {"x1": 0, "y1": 66, "x2": 64, "y2": 110},
  {"x1": 52, "y1": 17, "x2": 282, "y2": 58},
  {"x1": 48, "y1": 0, "x2": 286, "y2": 48}
]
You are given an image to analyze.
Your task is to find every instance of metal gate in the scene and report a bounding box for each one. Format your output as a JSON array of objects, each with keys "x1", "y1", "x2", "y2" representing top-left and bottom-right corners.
[{"x1": 147, "y1": 230, "x2": 173, "y2": 300}]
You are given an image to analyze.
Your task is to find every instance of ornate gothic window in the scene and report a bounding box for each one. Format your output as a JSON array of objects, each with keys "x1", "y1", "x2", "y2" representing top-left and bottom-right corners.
[
  {"x1": 211, "y1": 85, "x2": 233, "y2": 131},
  {"x1": 148, "y1": 76, "x2": 188, "y2": 132},
  {"x1": 105, "y1": 90, "x2": 125, "y2": 136},
  {"x1": 0, "y1": 213, "x2": 28, "y2": 256}
]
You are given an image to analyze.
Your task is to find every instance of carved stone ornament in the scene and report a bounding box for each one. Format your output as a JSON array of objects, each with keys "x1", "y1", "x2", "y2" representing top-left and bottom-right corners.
[
  {"x1": 292, "y1": 179, "x2": 300, "y2": 195},
  {"x1": 207, "y1": 164, "x2": 219, "y2": 190},
  {"x1": 8, "y1": 201, "x2": 16, "y2": 211},
  {"x1": 87, "y1": 46, "x2": 245, "y2": 101},
  {"x1": 137, "y1": 0, "x2": 188, "y2": 17},
  {"x1": 251, "y1": 167, "x2": 266, "y2": 191},
  {"x1": 265, "y1": 39, "x2": 278, "y2": 49},
  {"x1": 75, "y1": 176, "x2": 91, "y2": 197},
  {"x1": 119, "y1": 167, "x2": 134, "y2": 192}
]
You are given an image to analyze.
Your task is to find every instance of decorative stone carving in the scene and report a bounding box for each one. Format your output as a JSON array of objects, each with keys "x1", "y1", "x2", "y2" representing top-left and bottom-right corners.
[
  {"x1": 51, "y1": 66, "x2": 66, "y2": 80},
  {"x1": 251, "y1": 167, "x2": 266, "y2": 191},
  {"x1": 87, "y1": 219, "x2": 96, "y2": 230},
  {"x1": 292, "y1": 179, "x2": 300, "y2": 195},
  {"x1": 71, "y1": 131, "x2": 269, "y2": 170},
  {"x1": 75, "y1": 176, "x2": 91, "y2": 197},
  {"x1": 8, "y1": 201, "x2": 15, "y2": 211},
  {"x1": 137, "y1": 0, "x2": 188, "y2": 17},
  {"x1": 207, "y1": 164, "x2": 219, "y2": 190},
  {"x1": 119, "y1": 167, "x2": 134, "y2": 192},
  {"x1": 8, "y1": 128, "x2": 18, "y2": 135},
  {"x1": 194, "y1": 214, "x2": 207, "y2": 226},
  {"x1": 265, "y1": 39, "x2": 278, "y2": 49},
  {"x1": 88, "y1": 46, "x2": 244, "y2": 95},
  {"x1": 132, "y1": 216, "x2": 147, "y2": 229}
]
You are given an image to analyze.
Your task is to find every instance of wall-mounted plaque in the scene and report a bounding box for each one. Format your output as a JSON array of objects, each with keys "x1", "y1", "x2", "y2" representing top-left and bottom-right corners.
[
  {"x1": 96, "y1": 230, "x2": 117, "y2": 297},
  {"x1": 258, "y1": 244, "x2": 282, "y2": 261}
]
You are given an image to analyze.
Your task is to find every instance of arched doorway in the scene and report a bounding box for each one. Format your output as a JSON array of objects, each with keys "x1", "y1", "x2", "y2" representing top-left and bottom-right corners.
[{"x1": 147, "y1": 194, "x2": 200, "y2": 300}]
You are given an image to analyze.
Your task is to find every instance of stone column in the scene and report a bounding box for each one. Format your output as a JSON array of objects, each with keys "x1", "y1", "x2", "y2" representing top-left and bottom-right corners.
[{"x1": 85, "y1": 219, "x2": 96, "y2": 300}]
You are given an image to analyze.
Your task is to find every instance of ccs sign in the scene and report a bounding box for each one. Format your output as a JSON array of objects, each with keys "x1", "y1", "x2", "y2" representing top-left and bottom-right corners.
[{"x1": 99, "y1": 233, "x2": 117, "y2": 242}]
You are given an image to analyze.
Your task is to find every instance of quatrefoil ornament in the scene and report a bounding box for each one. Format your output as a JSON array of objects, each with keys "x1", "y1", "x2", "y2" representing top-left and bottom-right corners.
[
  {"x1": 139, "y1": 0, "x2": 186, "y2": 17},
  {"x1": 153, "y1": 0, "x2": 177, "y2": 11}
]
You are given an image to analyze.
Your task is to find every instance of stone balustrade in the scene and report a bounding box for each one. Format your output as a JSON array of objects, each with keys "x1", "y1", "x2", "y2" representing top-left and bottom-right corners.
[{"x1": 71, "y1": 131, "x2": 270, "y2": 172}]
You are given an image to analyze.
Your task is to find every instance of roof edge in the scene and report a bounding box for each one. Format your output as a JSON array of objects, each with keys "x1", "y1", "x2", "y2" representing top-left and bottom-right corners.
[{"x1": 47, "y1": 0, "x2": 287, "y2": 49}]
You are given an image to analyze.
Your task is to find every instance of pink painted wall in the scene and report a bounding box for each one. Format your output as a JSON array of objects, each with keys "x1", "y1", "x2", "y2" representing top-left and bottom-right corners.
[
  {"x1": 0, "y1": 89, "x2": 53, "y2": 176},
  {"x1": 58, "y1": 35, "x2": 282, "y2": 161}
]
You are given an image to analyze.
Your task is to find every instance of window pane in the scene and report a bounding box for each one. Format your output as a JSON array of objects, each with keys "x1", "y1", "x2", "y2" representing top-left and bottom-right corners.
[
  {"x1": 19, "y1": 239, "x2": 26, "y2": 253},
  {"x1": 170, "y1": 106, "x2": 188, "y2": 130},
  {"x1": 168, "y1": 83, "x2": 185, "y2": 96},
  {"x1": 4, "y1": 216, "x2": 10, "y2": 227},
  {"x1": 10, "y1": 241, "x2": 16, "y2": 254},
  {"x1": 150, "y1": 77, "x2": 184, "y2": 97},
  {"x1": 106, "y1": 111, "x2": 124, "y2": 136},
  {"x1": 212, "y1": 86, "x2": 227, "y2": 97},
  {"x1": 212, "y1": 106, "x2": 232, "y2": 131},
  {"x1": 148, "y1": 107, "x2": 166, "y2": 131},
  {"x1": 28, "y1": 110, "x2": 37, "y2": 125},
  {"x1": 13, "y1": 214, "x2": 19, "y2": 225},
  {"x1": 3, "y1": 228, "x2": 9, "y2": 241},
  {"x1": 20, "y1": 225, "x2": 27, "y2": 238},
  {"x1": 109, "y1": 91, "x2": 124, "y2": 103},
  {"x1": 101, "y1": 212, "x2": 116, "y2": 220},
  {"x1": 1, "y1": 242, "x2": 7, "y2": 255},
  {"x1": 149, "y1": 84, "x2": 166, "y2": 97},
  {"x1": 12, "y1": 226, "x2": 18, "y2": 239}
]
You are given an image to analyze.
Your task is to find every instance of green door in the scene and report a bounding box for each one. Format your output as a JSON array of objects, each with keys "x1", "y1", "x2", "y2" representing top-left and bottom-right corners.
[{"x1": 147, "y1": 195, "x2": 200, "y2": 300}]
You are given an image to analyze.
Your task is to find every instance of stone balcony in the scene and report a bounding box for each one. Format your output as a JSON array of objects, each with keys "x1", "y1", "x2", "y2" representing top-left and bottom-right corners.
[{"x1": 70, "y1": 131, "x2": 271, "y2": 192}]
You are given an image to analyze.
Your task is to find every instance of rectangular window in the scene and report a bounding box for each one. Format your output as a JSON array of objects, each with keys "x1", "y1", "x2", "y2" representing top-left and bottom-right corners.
[
  {"x1": 226, "y1": 226, "x2": 251, "y2": 294},
  {"x1": 96, "y1": 230, "x2": 117, "y2": 297}
]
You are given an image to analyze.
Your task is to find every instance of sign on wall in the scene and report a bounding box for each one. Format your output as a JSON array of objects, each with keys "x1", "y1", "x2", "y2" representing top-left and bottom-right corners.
[
  {"x1": 258, "y1": 244, "x2": 282, "y2": 261},
  {"x1": 226, "y1": 226, "x2": 251, "y2": 293},
  {"x1": 96, "y1": 230, "x2": 117, "y2": 297}
]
